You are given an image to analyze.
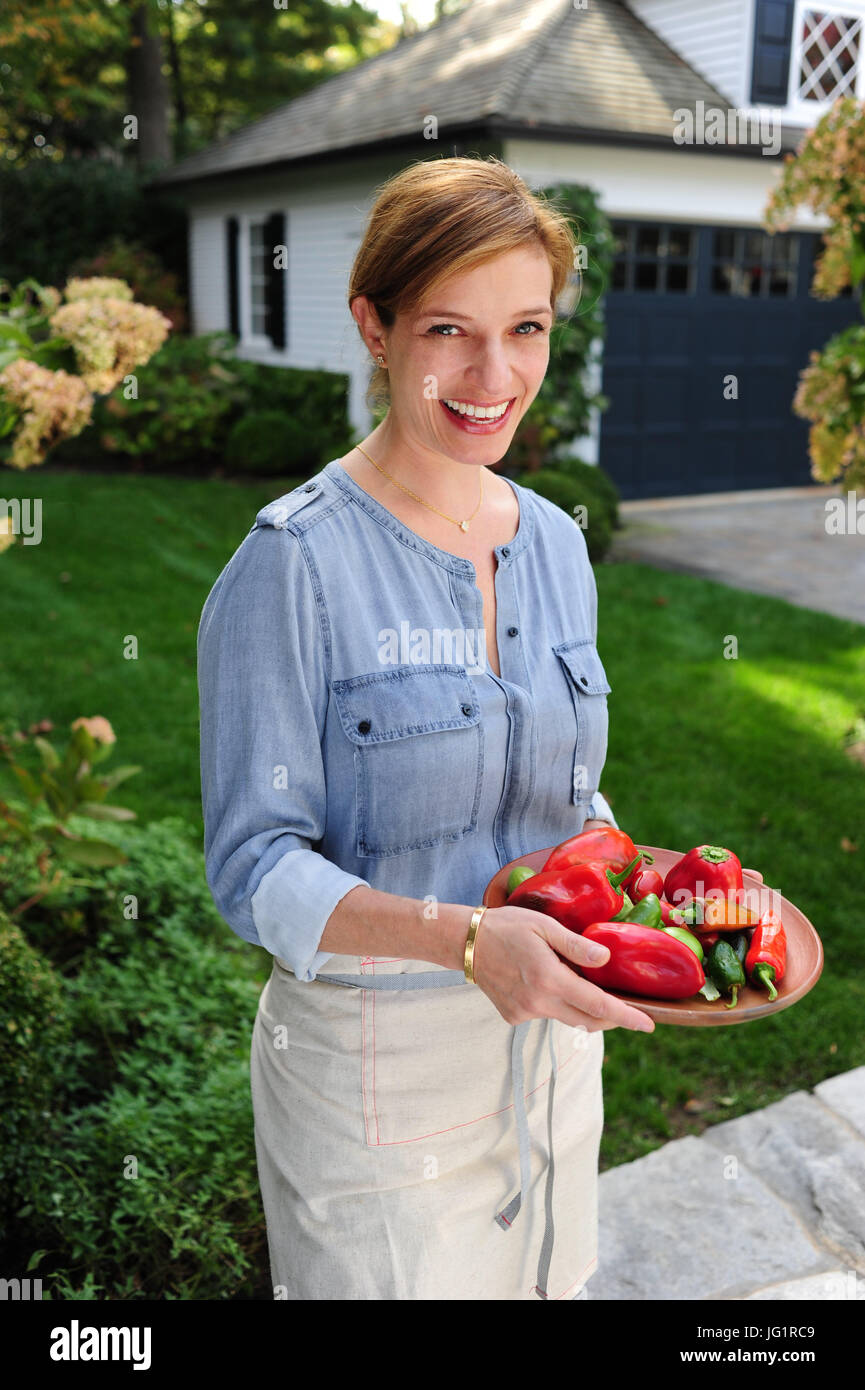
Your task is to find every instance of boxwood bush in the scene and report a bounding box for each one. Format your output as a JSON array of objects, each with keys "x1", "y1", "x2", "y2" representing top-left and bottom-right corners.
[{"x1": 515, "y1": 460, "x2": 619, "y2": 562}]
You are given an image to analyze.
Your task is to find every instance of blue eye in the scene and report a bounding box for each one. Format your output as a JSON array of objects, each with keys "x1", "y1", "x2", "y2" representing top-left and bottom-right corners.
[{"x1": 427, "y1": 321, "x2": 547, "y2": 336}]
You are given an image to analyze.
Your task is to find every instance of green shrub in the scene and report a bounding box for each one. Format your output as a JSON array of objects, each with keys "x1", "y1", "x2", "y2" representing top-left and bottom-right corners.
[
  {"x1": 555, "y1": 455, "x2": 621, "y2": 528},
  {"x1": 52, "y1": 334, "x2": 354, "y2": 477},
  {"x1": 69, "y1": 236, "x2": 188, "y2": 334},
  {"x1": 225, "y1": 409, "x2": 317, "y2": 476},
  {"x1": 508, "y1": 182, "x2": 614, "y2": 471},
  {"x1": 228, "y1": 361, "x2": 355, "y2": 470},
  {"x1": 52, "y1": 332, "x2": 247, "y2": 470},
  {"x1": 515, "y1": 466, "x2": 615, "y2": 562},
  {"x1": 0, "y1": 159, "x2": 187, "y2": 299},
  {"x1": 0, "y1": 910, "x2": 71, "y2": 1221},
  {"x1": 3, "y1": 815, "x2": 272, "y2": 1299}
]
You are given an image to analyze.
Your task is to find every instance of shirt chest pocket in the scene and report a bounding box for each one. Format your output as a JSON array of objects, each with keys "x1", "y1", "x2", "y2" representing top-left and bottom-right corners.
[
  {"x1": 331, "y1": 664, "x2": 483, "y2": 858},
  {"x1": 552, "y1": 639, "x2": 611, "y2": 807}
]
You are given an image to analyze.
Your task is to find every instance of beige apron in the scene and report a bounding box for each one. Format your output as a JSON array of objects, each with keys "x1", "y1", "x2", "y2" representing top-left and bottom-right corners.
[{"x1": 250, "y1": 949, "x2": 604, "y2": 1300}]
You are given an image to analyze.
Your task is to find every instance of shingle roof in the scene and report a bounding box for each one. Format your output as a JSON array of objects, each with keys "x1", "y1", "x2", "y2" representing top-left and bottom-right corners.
[{"x1": 151, "y1": 0, "x2": 797, "y2": 189}]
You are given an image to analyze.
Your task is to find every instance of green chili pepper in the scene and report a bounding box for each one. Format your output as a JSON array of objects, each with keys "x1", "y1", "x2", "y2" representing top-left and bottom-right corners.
[
  {"x1": 662, "y1": 925, "x2": 704, "y2": 962},
  {"x1": 707, "y1": 939, "x2": 746, "y2": 1009},
  {"x1": 603, "y1": 892, "x2": 634, "y2": 922},
  {"x1": 612, "y1": 892, "x2": 661, "y2": 928},
  {"x1": 729, "y1": 931, "x2": 750, "y2": 967}
]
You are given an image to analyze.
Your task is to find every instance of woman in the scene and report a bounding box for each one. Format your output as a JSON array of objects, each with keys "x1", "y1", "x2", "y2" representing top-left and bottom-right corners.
[{"x1": 197, "y1": 156, "x2": 655, "y2": 1303}]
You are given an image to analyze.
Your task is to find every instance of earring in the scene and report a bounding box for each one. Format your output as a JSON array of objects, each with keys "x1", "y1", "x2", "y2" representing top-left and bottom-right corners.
[{"x1": 376, "y1": 354, "x2": 386, "y2": 367}]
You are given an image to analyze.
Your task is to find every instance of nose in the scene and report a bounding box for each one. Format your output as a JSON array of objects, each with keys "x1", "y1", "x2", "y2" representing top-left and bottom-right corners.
[{"x1": 464, "y1": 338, "x2": 517, "y2": 399}]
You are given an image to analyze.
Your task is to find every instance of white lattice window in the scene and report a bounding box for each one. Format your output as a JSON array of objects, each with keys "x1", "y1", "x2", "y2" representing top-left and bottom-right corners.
[{"x1": 790, "y1": 3, "x2": 865, "y2": 112}]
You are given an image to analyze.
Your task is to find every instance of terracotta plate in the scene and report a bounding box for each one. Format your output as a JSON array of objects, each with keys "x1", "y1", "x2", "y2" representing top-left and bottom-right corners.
[{"x1": 483, "y1": 843, "x2": 823, "y2": 1026}]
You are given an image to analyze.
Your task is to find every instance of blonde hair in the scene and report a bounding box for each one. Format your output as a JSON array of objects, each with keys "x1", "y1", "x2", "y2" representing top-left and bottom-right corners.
[{"x1": 348, "y1": 155, "x2": 579, "y2": 412}]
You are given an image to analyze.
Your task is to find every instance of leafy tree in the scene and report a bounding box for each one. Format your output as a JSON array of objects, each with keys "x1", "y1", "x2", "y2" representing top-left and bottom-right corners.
[{"x1": 0, "y1": 0, "x2": 392, "y2": 171}]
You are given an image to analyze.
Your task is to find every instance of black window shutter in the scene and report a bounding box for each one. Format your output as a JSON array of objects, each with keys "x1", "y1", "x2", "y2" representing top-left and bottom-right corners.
[
  {"x1": 263, "y1": 211, "x2": 286, "y2": 350},
  {"x1": 226, "y1": 216, "x2": 240, "y2": 337},
  {"x1": 751, "y1": 0, "x2": 795, "y2": 105}
]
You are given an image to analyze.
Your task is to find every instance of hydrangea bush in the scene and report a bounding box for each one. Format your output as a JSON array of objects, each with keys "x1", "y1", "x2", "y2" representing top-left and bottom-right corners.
[
  {"x1": 0, "y1": 275, "x2": 171, "y2": 475},
  {"x1": 765, "y1": 96, "x2": 865, "y2": 491}
]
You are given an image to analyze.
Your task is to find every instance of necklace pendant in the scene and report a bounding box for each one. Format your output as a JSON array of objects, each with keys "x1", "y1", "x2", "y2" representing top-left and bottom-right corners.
[{"x1": 459, "y1": 519, "x2": 469, "y2": 532}]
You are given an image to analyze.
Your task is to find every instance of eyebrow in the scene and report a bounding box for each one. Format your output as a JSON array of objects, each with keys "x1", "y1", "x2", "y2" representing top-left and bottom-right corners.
[{"x1": 419, "y1": 306, "x2": 553, "y2": 319}]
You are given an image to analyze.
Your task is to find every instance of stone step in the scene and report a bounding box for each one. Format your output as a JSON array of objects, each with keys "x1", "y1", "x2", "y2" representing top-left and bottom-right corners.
[{"x1": 588, "y1": 1066, "x2": 865, "y2": 1301}]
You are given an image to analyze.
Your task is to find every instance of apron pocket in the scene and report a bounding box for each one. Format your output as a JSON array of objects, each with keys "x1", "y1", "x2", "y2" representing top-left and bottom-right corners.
[
  {"x1": 332, "y1": 663, "x2": 483, "y2": 857},
  {"x1": 552, "y1": 639, "x2": 611, "y2": 808},
  {"x1": 359, "y1": 982, "x2": 586, "y2": 1148}
]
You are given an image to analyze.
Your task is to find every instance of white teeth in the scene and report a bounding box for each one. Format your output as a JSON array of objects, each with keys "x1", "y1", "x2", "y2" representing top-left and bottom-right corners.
[{"x1": 444, "y1": 399, "x2": 510, "y2": 419}]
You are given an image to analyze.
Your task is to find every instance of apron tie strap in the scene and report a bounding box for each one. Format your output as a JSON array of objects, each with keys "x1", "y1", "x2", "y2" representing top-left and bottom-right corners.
[
  {"x1": 534, "y1": 1019, "x2": 559, "y2": 1299},
  {"x1": 494, "y1": 1021, "x2": 532, "y2": 1231},
  {"x1": 495, "y1": 1019, "x2": 559, "y2": 1300},
  {"x1": 317, "y1": 970, "x2": 467, "y2": 990}
]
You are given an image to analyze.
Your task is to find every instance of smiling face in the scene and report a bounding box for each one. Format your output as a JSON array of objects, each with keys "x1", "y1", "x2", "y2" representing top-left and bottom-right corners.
[{"x1": 357, "y1": 243, "x2": 555, "y2": 464}]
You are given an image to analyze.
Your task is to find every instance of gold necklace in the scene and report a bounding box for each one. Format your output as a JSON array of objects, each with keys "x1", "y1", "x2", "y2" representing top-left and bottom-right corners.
[{"x1": 352, "y1": 442, "x2": 483, "y2": 532}]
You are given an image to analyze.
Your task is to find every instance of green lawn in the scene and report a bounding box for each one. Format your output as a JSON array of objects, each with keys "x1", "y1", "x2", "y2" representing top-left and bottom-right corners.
[{"x1": 2, "y1": 468, "x2": 864, "y2": 1170}]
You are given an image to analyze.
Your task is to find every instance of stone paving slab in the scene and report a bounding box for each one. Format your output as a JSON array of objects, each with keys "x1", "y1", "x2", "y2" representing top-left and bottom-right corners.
[
  {"x1": 607, "y1": 487, "x2": 865, "y2": 626},
  {"x1": 589, "y1": 1069, "x2": 865, "y2": 1301},
  {"x1": 702, "y1": 1092, "x2": 865, "y2": 1274},
  {"x1": 814, "y1": 1066, "x2": 865, "y2": 1138},
  {"x1": 588, "y1": 1134, "x2": 834, "y2": 1301}
]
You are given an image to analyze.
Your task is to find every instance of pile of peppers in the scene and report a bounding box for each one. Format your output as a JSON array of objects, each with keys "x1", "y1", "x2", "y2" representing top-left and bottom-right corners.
[{"x1": 506, "y1": 830, "x2": 787, "y2": 1007}]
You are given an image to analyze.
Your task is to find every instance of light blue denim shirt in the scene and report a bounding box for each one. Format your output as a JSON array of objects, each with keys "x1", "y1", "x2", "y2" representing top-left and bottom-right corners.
[{"x1": 197, "y1": 458, "x2": 618, "y2": 980}]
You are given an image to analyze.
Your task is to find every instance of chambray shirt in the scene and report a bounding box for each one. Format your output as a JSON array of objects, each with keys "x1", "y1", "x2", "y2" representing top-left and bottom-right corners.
[{"x1": 197, "y1": 458, "x2": 618, "y2": 980}]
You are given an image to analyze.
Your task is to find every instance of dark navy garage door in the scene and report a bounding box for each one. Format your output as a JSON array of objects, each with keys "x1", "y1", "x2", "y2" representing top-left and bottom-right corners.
[{"x1": 599, "y1": 221, "x2": 860, "y2": 499}]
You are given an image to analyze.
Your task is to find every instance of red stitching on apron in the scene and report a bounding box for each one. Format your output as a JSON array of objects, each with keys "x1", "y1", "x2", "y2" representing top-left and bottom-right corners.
[
  {"x1": 363, "y1": 1033, "x2": 580, "y2": 1146},
  {"x1": 549, "y1": 1253, "x2": 598, "y2": 1301}
]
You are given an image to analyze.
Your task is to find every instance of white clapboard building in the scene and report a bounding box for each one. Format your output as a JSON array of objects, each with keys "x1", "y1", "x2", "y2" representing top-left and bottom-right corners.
[{"x1": 150, "y1": 0, "x2": 863, "y2": 497}]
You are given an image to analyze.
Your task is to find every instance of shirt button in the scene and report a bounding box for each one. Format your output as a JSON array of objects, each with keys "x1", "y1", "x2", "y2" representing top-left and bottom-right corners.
[
  {"x1": 500, "y1": 546, "x2": 510, "y2": 558},
  {"x1": 357, "y1": 719, "x2": 371, "y2": 734},
  {"x1": 304, "y1": 483, "x2": 317, "y2": 492},
  {"x1": 579, "y1": 675, "x2": 589, "y2": 687},
  {"x1": 461, "y1": 703, "x2": 473, "y2": 717},
  {"x1": 507, "y1": 626, "x2": 518, "y2": 637}
]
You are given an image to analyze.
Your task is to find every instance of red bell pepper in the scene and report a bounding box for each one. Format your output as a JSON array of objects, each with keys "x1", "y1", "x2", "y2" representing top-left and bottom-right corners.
[
  {"x1": 577, "y1": 921, "x2": 705, "y2": 999},
  {"x1": 508, "y1": 855, "x2": 640, "y2": 934},
  {"x1": 664, "y1": 845, "x2": 744, "y2": 908},
  {"x1": 543, "y1": 826, "x2": 639, "y2": 877},
  {"x1": 744, "y1": 909, "x2": 786, "y2": 1002}
]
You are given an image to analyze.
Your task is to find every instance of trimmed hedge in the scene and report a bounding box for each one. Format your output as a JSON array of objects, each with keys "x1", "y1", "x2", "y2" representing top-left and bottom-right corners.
[{"x1": 515, "y1": 460, "x2": 619, "y2": 562}]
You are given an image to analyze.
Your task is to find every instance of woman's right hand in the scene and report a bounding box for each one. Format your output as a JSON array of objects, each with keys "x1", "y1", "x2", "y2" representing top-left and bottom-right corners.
[{"x1": 471, "y1": 904, "x2": 655, "y2": 1034}]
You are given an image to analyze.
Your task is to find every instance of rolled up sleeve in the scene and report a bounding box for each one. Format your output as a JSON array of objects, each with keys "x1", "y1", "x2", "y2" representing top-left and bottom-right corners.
[
  {"x1": 197, "y1": 522, "x2": 368, "y2": 980},
  {"x1": 587, "y1": 788, "x2": 618, "y2": 828}
]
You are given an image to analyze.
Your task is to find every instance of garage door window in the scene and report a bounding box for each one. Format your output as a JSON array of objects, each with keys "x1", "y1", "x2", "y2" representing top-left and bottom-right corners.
[
  {"x1": 611, "y1": 222, "x2": 697, "y2": 293},
  {"x1": 711, "y1": 229, "x2": 799, "y2": 297}
]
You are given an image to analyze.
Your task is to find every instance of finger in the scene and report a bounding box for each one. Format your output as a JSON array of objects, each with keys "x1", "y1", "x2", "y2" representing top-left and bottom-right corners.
[
  {"x1": 539, "y1": 949, "x2": 654, "y2": 1032},
  {"x1": 541, "y1": 918, "x2": 611, "y2": 970},
  {"x1": 548, "y1": 999, "x2": 611, "y2": 1032},
  {"x1": 560, "y1": 970, "x2": 655, "y2": 1032}
]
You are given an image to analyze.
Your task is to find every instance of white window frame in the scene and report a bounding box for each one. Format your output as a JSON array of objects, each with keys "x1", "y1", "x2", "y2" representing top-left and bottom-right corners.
[
  {"x1": 238, "y1": 212, "x2": 273, "y2": 350},
  {"x1": 787, "y1": 0, "x2": 865, "y2": 120}
]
